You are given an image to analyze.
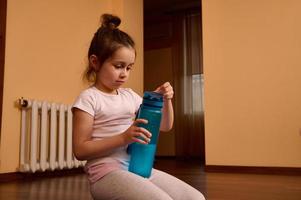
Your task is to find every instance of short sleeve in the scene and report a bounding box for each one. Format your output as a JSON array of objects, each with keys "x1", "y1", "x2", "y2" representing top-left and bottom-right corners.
[
  {"x1": 72, "y1": 90, "x2": 95, "y2": 116},
  {"x1": 127, "y1": 89, "x2": 142, "y2": 112}
]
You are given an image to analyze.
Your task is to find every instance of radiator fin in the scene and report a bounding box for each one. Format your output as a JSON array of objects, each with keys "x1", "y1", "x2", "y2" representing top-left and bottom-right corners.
[{"x1": 19, "y1": 99, "x2": 85, "y2": 172}]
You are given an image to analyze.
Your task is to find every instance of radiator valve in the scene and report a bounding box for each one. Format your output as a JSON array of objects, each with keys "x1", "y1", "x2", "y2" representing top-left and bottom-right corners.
[{"x1": 19, "y1": 97, "x2": 28, "y2": 108}]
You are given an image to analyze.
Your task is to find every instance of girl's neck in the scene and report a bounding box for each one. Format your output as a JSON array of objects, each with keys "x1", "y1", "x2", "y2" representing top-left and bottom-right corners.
[{"x1": 94, "y1": 83, "x2": 118, "y2": 95}]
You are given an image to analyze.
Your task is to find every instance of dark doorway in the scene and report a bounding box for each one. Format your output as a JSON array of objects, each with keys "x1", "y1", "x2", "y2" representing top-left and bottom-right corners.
[
  {"x1": 144, "y1": 0, "x2": 205, "y2": 161},
  {"x1": 0, "y1": 0, "x2": 7, "y2": 136}
]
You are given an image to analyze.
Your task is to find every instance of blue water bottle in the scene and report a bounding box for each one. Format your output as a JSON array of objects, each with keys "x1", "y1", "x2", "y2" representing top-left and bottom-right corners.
[{"x1": 128, "y1": 91, "x2": 163, "y2": 178}]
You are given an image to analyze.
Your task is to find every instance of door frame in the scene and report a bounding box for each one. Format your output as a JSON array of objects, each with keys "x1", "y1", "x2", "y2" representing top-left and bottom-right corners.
[{"x1": 0, "y1": 0, "x2": 7, "y2": 135}]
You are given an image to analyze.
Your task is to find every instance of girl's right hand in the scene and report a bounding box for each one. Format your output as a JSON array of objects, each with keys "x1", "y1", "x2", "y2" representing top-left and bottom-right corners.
[{"x1": 121, "y1": 119, "x2": 152, "y2": 145}]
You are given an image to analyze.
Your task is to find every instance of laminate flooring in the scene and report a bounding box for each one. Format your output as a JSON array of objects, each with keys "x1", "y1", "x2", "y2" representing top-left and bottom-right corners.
[{"x1": 0, "y1": 158, "x2": 300, "y2": 200}]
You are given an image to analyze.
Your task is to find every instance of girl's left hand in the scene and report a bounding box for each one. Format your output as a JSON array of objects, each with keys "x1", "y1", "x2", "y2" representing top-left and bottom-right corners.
[{"x1": 154, "y1": 82, "x2": 174, "y2": 100}]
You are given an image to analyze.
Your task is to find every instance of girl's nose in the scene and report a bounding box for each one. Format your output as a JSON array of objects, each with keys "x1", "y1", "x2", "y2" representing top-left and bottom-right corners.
[{"x1": 120, "y1": 69, "x2": 128, "y2": 78}]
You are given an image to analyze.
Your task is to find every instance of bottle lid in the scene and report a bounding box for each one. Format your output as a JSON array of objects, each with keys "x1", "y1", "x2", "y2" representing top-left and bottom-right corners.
[{"x1": 142, "y1": 91, "x2": 163, "y2": 108}]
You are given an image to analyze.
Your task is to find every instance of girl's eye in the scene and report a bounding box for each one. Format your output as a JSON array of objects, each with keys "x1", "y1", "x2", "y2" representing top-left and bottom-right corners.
[
  {"x1": 127, "y1": 64, "x2": 134, "y2": 70},
  {"x1": 114, "y1": 63, "x2": 133, "y2": 70},
  {"x1": 115, "y1": 64, "x2": 123, "y2": 69}
]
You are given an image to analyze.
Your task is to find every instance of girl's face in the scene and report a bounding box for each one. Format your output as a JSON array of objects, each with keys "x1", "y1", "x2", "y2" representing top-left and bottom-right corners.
[{"x1": 94, "y1": 46, "x2": 135, "y2": 94}]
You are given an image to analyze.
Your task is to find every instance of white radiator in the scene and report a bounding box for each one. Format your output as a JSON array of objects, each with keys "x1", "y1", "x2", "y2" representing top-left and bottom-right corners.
[{"x1": 19, "y1": 98, "x2": 85, "y2": 172}]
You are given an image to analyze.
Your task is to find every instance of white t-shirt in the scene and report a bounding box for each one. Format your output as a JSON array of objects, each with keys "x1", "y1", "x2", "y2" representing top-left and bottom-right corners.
[{"x1": 72, "y1": 86, "x2": 142, "y2": 183}]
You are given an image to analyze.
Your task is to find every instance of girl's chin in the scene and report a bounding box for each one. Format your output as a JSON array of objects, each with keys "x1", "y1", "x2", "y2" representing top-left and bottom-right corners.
[
  {"x1": 112, "y1": 84, "x2": 121, "y2": 88},
  {"x1": 114, "y1": 83, "x2": 124, "y2": 87}
]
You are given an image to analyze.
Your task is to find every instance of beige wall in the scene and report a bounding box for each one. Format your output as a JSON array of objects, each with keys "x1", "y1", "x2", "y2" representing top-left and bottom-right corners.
[
  {"x1": 0, "y1": 0, "x2": 143, "y2": 173},
  {"x1": 203, "y1": 0, "x2": 301, "y2": 167},
  {"x1": 119, "y1": 0, "x2": 144, "y2": 95}
]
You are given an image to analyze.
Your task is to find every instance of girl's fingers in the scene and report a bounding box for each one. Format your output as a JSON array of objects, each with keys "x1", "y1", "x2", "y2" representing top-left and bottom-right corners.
[
  {"x1": 154, "y1": 87, "x2": 161, "y2": 93},
  {"x1": 154, "y1": 82, "x2": 172, "y2": 93},
  {"x1": 133, "y1": 118, "x2": 148, "y2": 126},
  {"x1": 129, "y1": 126, "x2": 152, "y2": 144},
  {"x1": 163, "y1": 82, "x2": 172, "y2": 91},
  {"x1": 132, "y1": 119, "x2": 152, "y2": 136},
  {"x1": 159, "y1": 83, "x2": 173, "y2": 93},
  {"x1": 162, "y1": 82, "x2": 170, "y2": 88},
  {"x1": 135, "y1": 127, "x2": 152, "y2": 138},
  {"x1": 132, "y1": 137, "x2": 149, "y2": 144},
  {"x1": 163, "y1": 90, "x2": 174, "y2": 99},
  {"x1": 132, "y1": 130, "x2": 151, "y2": 144}
]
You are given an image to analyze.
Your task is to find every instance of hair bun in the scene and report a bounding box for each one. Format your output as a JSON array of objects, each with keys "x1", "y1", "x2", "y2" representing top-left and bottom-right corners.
[{"x1": 101, "y1": 14, "x2": 121, "y2": 29}]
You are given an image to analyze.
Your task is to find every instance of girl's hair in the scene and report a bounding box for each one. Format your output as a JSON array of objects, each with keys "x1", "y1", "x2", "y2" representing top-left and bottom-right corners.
[{"x1": 84, "y1": 14, "x2": 135, "y2": 83}]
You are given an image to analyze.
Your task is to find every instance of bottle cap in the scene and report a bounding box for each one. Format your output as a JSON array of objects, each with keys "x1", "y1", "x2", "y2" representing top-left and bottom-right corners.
[{"x1": 142, "y1": 91, "x2": 163, "y2": 108}]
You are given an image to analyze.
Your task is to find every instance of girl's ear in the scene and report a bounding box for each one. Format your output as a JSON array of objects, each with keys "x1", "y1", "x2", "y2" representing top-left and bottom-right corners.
[{"x1": 89, "y1": 55, "x2": 100, "y2": 71}]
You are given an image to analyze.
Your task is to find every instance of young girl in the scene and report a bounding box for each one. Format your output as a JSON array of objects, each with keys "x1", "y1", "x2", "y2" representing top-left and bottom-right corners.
[{"x1": 72, "y1": 14, "x2": 205, "y2": 200}]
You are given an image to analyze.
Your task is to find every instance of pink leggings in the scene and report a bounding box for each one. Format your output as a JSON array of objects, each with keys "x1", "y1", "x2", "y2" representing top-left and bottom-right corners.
[{"x1": 90, "y1": 169, "x2": 205, "y2": 200}]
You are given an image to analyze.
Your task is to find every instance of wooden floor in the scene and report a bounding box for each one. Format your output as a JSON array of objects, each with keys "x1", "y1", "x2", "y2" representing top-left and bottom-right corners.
[{"x1": 1, "y1": 158, "x2": 301, "y2": 200}]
